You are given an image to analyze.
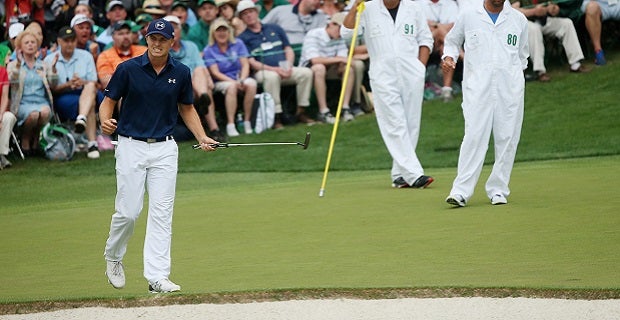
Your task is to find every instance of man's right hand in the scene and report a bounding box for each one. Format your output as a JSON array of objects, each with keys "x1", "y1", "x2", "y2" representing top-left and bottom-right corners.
[{"x1": 101, "y1": 118, "x2": 117, "y2": 136}]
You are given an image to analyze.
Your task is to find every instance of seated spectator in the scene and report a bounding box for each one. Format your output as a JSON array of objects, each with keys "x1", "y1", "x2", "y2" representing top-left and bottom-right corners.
[
  {"x1": 0, "y1": 66, "x2": 17, "y2": 168},
  {"x1": 163, "y1": 15, "x2": 224, "y2": 142},
  {"x1": 256, "y1": 0, "x2": 290, "y2": 19},
  {"x1": 96, "y1": 21, "x2": 147, "y2": 88},
  {"x1": 170, "y1": 1, "x2": 192, "y2": 38},
  {"x1": 217, "y1": 0, "x2": 246, "y2": 36},
  {"x1": 511, "y1": 0, "x2": 591, "y2": 82},
  {"x1": 1, "y1": 23, "x2": 25, "y2": 66},
  {"x1": 24, "y1": 20, "x2": 50, "y2": 60},
  {"x1": 419, "y1": 0, "x2": 459, "y2": 102},
  {"x1": 74, "y1": 4, "x2": 105, "y2": 38},
  {"x1": 7, "y1": 30, "x2": 59, "y2": 156},
  {"x1": 96, "y1": 0, "x2": 128, "y2": 46},
  {"x1": 71, "y1": 14, "x2": 101, "y2": 62},
  {"x1": 187, "y1": 0, "x2": 219, "y2": 50},
  {"x1": 580, "y1": 0, "x2": 620, "y2": 65},
  {"x1": 299, "y1": 12, "x2": 357, "y2": 123},
  {"x1": 204, "y1": 18, "x2": 257, "y2": 137},
  {"x1": 45, "y1": 26, "x2": 101, "y2": 159},
  {"x1": 262, "y1": 0, "x2": 329, "y2": 60},
  {"x1": 237, "y1": 0, "x2": 314, "y2": 126},
  {"x1": 135, "y1": 13, "x2": 154, "y2": 46}
]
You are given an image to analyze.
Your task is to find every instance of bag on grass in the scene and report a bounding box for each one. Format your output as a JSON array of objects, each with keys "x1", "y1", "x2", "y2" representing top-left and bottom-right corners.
[
  {"x1": 251, "y1": 92, "x2": 275, "y2": 134},
  {"x1": 39, "y1": 123, "x2": 76, "y2": 161}
]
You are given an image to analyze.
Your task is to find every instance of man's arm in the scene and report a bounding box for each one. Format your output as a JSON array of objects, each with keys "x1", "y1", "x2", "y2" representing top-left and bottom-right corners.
[
  {"x1": 178, "y1": 103, "x2": 218, "y2": 151},
  {"x1": 99, "y1": 96, "x2": 118, "y2": 136}
]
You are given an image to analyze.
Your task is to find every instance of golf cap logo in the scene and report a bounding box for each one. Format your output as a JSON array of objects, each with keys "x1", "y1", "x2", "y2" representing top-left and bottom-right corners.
[{"x1": 155, "y1": 21, "x2": 165, "y2": 30}]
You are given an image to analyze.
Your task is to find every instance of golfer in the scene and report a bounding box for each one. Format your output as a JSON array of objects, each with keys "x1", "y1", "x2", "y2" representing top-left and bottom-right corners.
[
  {"x1": 442, "y1": 0, "x2": 529, "y2": 207},
  {"x1": 100, "y1": 18, "x2": 218, "y2": 293},
  {"x1": 341, "y1": 0, "x2": 435, "y2": 189}
]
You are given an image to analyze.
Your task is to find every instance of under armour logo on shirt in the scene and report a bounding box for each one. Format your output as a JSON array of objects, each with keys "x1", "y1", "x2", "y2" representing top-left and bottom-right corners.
[{"x1": 168, "y1": 78, "x2": 176, "y2": 83}]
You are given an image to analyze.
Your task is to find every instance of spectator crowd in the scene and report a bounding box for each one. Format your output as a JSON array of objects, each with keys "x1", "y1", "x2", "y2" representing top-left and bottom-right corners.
[{"x1": 0, "y1": 0, "x2": 617, "y2": 169}]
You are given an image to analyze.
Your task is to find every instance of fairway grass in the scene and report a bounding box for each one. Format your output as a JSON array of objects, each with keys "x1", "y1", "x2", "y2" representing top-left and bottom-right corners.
[{"x1": 1, "y1": 156, "x2": 619, "y2": 305}]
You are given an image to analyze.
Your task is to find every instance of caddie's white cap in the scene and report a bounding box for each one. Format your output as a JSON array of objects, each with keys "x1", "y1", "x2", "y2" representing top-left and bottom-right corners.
[
  {"x1": 236, "y1": 0, "x2": 258, "y2": 15},
  {"x1": 163, "y1": 15, "x2": 181, "y2": 25},
  {"x1": 70, "y1": 14, "x2": 95, "y2": 28},
  {"x1": 8, "y1": 22, "x2": 25, "y2": 39}
]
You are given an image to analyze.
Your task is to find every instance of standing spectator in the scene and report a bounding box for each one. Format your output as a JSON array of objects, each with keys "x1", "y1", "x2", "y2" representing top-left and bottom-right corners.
[
  {"x1": 74, "y1": 4, "x2": 105, "y2": 38},
  {"x1": 187, "y1": 0, "x2": 219, "y2": 50},
  {"x1": 100, "y1": 18, "x2": 218, "y2": 293},
  {"x1": 204, "y1": 18, "x2": 257, "y2": 136},
  {"x1": 163, "y1": 15, "x2": 224, "y2": 142},
  {"x1": 580, "y1": 0, "x2": 620, "y2": 65},
  {"x1": 341, "y1": 0, "x2": 435, "y2": 189},
  {"x1": 71, "y1": 14, "x2": 101, "y2": 63},
  {"x1": 0, "y1": 66, "x2": 17, "y2": 168},
  {"x1": 419, "y1": 0, "x2": 459, "y2": 102},
  {"x1": 237, "y1": 0, "x2": 314, "y2": 126},
  {"x1": 511, "y1": 0, "x2": 590, "y2": 82},
  {"x1": 52, "y1": 0, "x2": 89, "y2": 31},
  {"x1": 170, "y1": 1, "x2": 192, "y2": 38},
  {"x1": 442, "y1": 0, "x2": 529, "y2": 207},
  {"x1": 96, "y1": 21, "x2": 147, "y2": 88},
  {"x1": 217, "y1": 0, "x2": 246, "y2": 36},
  {"x1": 45, "y1": 26, "x2": 101, "y2": 159},
  {"x1": 299, "y1": 12, "x2": 357, "y2": 124},
  {"x1": 262, "y1": 0, "x2": 329, "y2": 60},
  {"x1": 135, "y1": 0, "x2": 167, "y2": 20},
  {"x1": 96, "y1": 0, "x2": 128, "y2": 46},
  {"x1": 7, "y1": 30, "x2": 59, "y2": 156}
]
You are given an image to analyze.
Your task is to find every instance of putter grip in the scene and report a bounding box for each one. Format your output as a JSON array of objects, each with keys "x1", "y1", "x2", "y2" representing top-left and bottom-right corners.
[{"x1": 192, "y1": 143, "x2": 228, "y2": 149}]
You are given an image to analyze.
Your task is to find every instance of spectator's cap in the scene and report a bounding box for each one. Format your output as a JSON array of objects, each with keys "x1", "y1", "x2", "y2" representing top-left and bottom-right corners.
[
  {"x1": 197, "y1": 0, "x2": 217, "y2": 7},
  {"x1": 136, "y1": 0, "x2": 167, "y2": 16},
  {"x1": 163, "y1": 15, "x2": 181, "y2": 25},
  {"x1": 106, "y1": 0, "x2": 125, "y2": 12},
  {"x1": 112, "y1": 20, "x2": 132, "y2": 32},
  {"x1": 128, "y1": 20, "x2": 142, "y2": 32},
  {"x1": 208, "y1": 18, "x2": 234, "y2": 45},
  {"x1": 57, "y1": 26, "x2": 77, "y2": 39},
  {"x1": 216, "y1": 0, "x2": 238, "y2": 8},
  {"x1": 236, "y1": 0, "x2": 258, "y2": 15},
  {"x1": 70, "y1": 14, "x2": 94, "y2": 28},
  {"x1": 8, "y1": 22, "x2": 25, "y2": 39},
  {"x1": 329, "y1": 12, "x2": 346, "y2": 26},
  {"x1": 135, "y1": 13, "x2": 154, "y2": 25},
  {"x1": 145, "y1": 18, "x2": 174, "y2": 39},
  {"x1": 171, "y1": 1, "x2": 188, "y2": 10}
]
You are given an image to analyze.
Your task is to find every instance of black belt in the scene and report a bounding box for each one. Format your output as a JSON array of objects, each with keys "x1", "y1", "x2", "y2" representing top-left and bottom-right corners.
[{"x1": 120, "y1": 135, "x2": 174, "y2": 143}]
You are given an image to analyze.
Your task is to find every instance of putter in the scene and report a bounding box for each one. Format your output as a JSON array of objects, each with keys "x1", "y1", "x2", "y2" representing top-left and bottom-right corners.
[{"x1": 193, "y1": 132, "x2": 311, "y2": 150}]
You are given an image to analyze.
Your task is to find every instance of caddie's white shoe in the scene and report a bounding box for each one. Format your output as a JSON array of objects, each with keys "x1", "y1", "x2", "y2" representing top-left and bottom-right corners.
[
  {"x1": 149, "y1": 278, "x2": 181, "y2": 293},
  {"x1": 106, "y1": 260, "x2": 125, "y2": 289},
  {"x1": 446, "y1": 194, "x2": 466, "y2": 207},
  {"x1": 491, "y1": 194, "x2": 508, "y2": 205}
]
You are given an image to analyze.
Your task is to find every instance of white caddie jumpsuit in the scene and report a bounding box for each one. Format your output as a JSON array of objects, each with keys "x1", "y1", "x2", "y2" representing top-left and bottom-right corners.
[
  {"x1": 341, "y1": 0, "x2": 434, "y2": 185},
  {"x1": 443, "y1": 2, "x2": 529, "y2": 202}
]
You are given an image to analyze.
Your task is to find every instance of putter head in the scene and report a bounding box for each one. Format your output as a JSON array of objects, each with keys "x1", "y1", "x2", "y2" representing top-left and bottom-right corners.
[{"x1": 302, "y1": 132, "x2": 311, "y2": 150}]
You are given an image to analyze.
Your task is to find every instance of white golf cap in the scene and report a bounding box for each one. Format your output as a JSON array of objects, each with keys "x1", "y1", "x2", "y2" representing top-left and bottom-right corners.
[
  {"x1": 8, "y1": 22, "x2": 25, "y2": 39},
  {"x1": 70, "y1": 14, "x2": 95, "y2": 28},
  {"x1": 163, "y1": 15, "x2": 181, "y2": 25},
  {"x1": 236, "y1": 0, "x2": 258, "y2": 15}
]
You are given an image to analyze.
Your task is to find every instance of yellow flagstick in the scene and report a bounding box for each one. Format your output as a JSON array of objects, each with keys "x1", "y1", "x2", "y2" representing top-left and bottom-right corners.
[{"x1": 319, "y1": 2, "x2": 366, "y2": 197}]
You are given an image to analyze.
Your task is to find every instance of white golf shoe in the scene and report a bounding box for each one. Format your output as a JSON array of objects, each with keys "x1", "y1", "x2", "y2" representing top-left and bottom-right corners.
[
  {"x1": 149, "y1": 278, "x2": 181, "y2": 293},
  {"x1": 446, "y1": 194, "x2": 466, "y2": 207},
  {"x1": 106, "y1": 260, "x2": 125, "y2": 289},
  {"x1": 491, "y1": 194, "x2": 508, "y2": 205}
]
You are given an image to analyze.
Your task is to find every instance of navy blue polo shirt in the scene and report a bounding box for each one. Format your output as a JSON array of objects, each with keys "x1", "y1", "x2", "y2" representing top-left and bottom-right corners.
[
  {"x1": 104, "y1": 52, "x2": 193, "y2": 139},
  {"x1": 238, "y1": 24, "x2": 290, "y2": 68}
]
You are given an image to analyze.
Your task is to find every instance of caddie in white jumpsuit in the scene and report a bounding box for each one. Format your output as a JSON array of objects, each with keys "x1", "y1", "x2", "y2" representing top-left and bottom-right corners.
[
  {"x1": 341, "y1": 0, "x2": 435, "y2": 189},
  {"x1": 100, "y1": 19, "x2": 218, "y2": 293},
  {"x1": 442, "y1": 0, "x2": 529, "y2": 207}
]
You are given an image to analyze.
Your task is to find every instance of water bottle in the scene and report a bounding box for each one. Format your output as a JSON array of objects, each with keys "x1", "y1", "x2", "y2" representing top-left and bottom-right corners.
[{"x1": 236, "y1": 113, "x2": 244, "y2": 133}]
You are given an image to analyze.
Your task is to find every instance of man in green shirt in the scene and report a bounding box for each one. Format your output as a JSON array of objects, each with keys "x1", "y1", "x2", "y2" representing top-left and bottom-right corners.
[{"x1": 187, "y1": 0, "x2": 218, "y2": 50}]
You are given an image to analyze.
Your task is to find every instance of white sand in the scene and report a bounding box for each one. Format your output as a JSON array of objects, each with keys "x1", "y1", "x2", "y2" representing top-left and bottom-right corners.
[{"x1": 3, "y1": 298, "x2": 620, "y2": 320}]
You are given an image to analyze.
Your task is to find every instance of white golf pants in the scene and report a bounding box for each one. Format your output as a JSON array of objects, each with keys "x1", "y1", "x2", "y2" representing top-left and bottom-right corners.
[
  {"x1": 104, "y1": 136, "x2": 178, "y2": 283},
  {"x1": 0, "y1": 112, "x2": 17, "y2": 155}
]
